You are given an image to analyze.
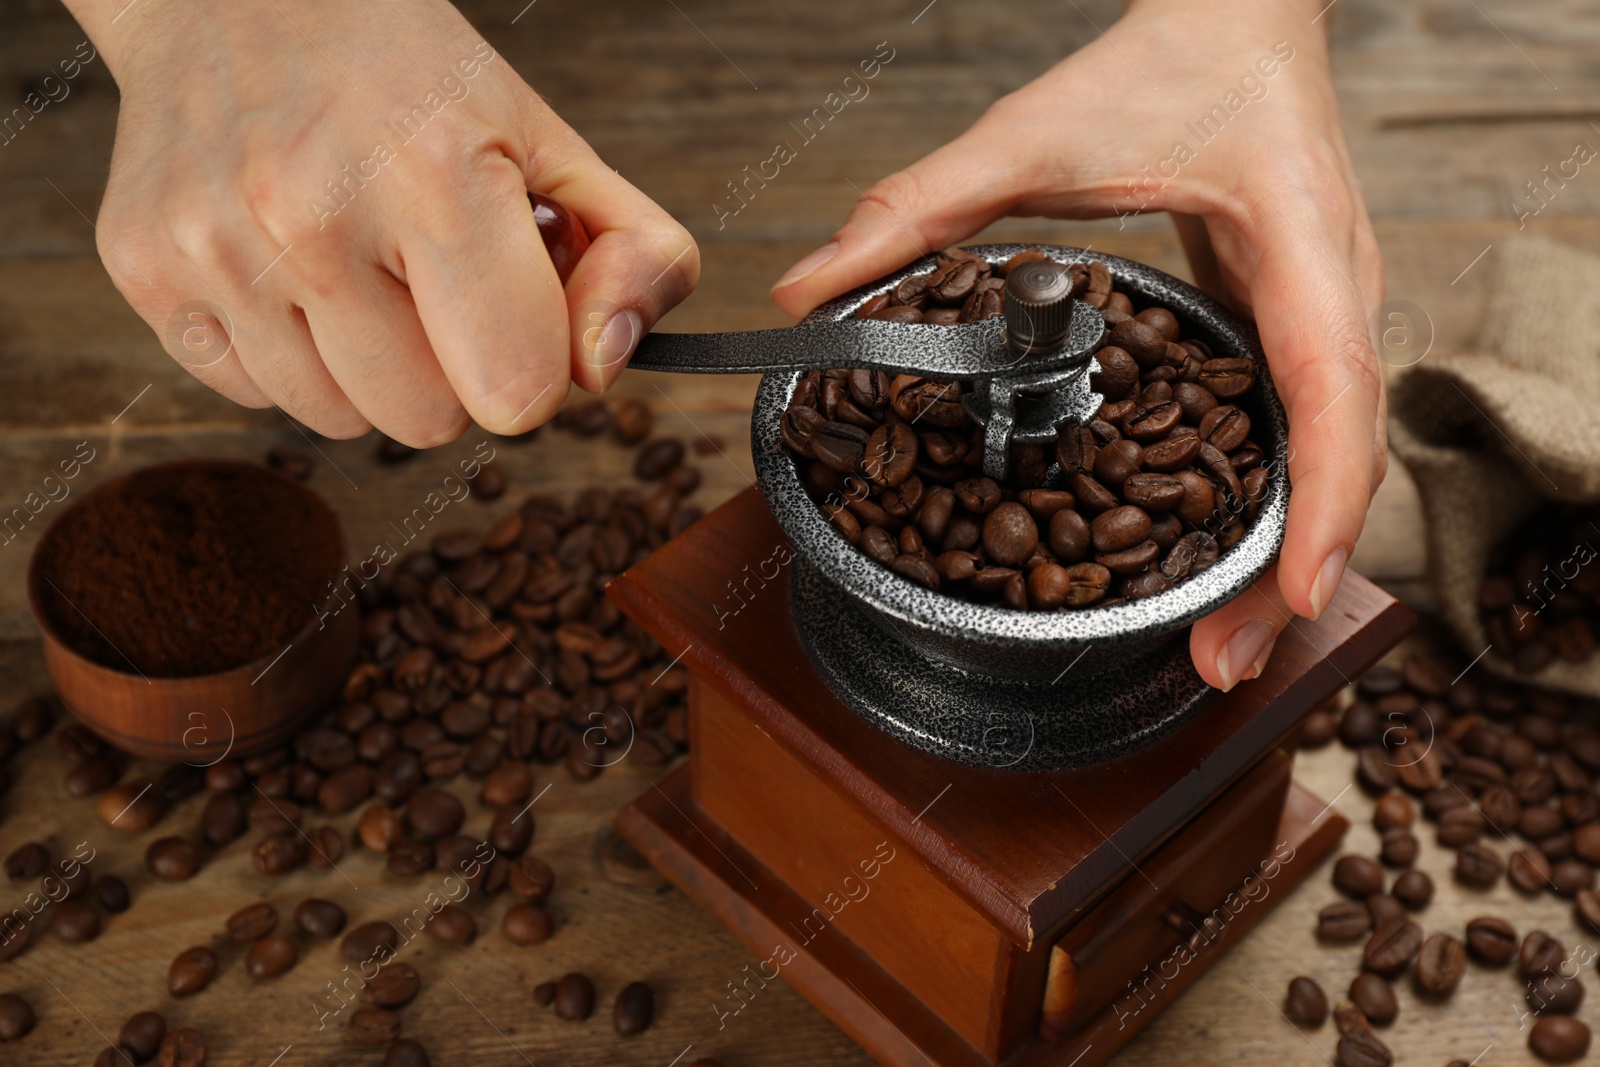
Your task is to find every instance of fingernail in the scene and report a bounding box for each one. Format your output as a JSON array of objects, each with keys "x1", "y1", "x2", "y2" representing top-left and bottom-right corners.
[
  {"x1": 1217, "y1": 619, "x2": 1275, "y2": 692},
  {"x1": 1245, "y1": 634, "x2": 1278, "y2": 683},
  {"x1": 587, "y1": 308, "x2": 642, "y2": 391},
  {"x1": 772, "y1": 242, "x2": 839, "y2": 290},
  {"x1": 1309, "y1": 546, "x2": 1349, "y2": 620}
]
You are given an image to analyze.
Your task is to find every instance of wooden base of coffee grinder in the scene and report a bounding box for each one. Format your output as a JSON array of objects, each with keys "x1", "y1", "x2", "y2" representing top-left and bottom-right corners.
[{"x1": 612, "y1": 488, "x2": 1413, "y2": 1067}]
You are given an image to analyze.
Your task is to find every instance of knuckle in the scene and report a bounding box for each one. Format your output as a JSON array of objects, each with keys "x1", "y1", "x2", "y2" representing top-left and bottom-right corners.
[{"x1": 856, "y1": 169, "x2": 924, "y2": 226}]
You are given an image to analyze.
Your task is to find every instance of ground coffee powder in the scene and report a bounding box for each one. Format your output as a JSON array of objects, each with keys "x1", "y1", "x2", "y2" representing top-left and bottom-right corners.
[{"x1": 33, "y1": 461, "x2": 341, "y2": 676}]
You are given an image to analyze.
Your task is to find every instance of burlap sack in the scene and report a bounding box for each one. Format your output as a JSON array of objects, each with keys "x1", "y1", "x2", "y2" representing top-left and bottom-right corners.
[{"x1": 1389, "y1": 236, "x2": 1600, "y2": 697}]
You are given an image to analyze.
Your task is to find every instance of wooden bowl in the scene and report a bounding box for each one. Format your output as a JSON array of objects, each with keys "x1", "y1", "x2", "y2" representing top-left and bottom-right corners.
[{"x1": 26, "y1": 460, "x2": 359, "y2": 763}]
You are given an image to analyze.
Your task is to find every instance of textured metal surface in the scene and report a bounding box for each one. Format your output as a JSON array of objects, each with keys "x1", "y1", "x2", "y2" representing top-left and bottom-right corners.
[
  {"x1": 751, "y1": 245, "x2": 1289, "y2": 697},
  {"x1": 793, "y1": 559, "x2": 1212, "y2": 770},
  {"x1": 629, "y1": 306, "x2": 1104, "y2": 380}
]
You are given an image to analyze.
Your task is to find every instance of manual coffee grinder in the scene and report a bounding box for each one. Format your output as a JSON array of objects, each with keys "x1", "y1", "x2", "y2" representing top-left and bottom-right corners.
[{"x1": 605, "y1": 246, "x2": 1413, "y2": 1067}]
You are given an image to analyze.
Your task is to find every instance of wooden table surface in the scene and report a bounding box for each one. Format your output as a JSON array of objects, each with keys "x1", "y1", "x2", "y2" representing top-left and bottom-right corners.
[{"x1": 1, "y1": 1, "x2": 1596, "y2": 1063}]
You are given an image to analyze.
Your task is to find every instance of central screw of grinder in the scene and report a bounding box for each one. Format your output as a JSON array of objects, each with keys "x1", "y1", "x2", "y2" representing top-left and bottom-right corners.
[{"x1": 1004, "y1": 260, "x2": 1075, "y2": 357}]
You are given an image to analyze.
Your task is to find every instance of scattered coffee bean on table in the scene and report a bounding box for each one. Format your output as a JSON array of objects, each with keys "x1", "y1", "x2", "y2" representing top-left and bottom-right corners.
[
  {"x1": 246, "y1": 935, "x2": 299, "y2": 979},
  {"x1": 1413, "y1": 933, "x2": 1466, "y2": 997},
  {"x1": 1530, "y1": 1015, "x2": 1592, "y2": 1063},
  {"x1": 1347, "y1": 974, "x2": 1396, "y2": 1025},
  {"x1": 295, "y1": 898, "x2": 347, "y2": 939},
  {"x1": 555, "y1": 972, "x2": 596, "y2": 1020},
  {"x1": 167, "y1": 945, "x2": 219, "y2": 997},
  {"x1": 365, "y1": 962, "x2": 421, "y2": 1008},
  {"x1": 384, "y1": 1039, "x2": 432, "y2": 1067},
  {"x1": 119, "y1": 1012, "x2": 166, "y2": 1060},
  {"x1": 157, "y1": 1027, "x2": 205, "y2": 1067},
  {"x1": 1285, "y1": 977, "x2": 1327, "y2": 1026},
  {"x1": 1336, "y1": 1028, "x2": 1392, "y2": 1067},
  {"x1": 614, "y1": 980, "x2": 655, "y2": 1036},
  {"x1": 94, "y1": 1044, "x2": 137, "y2": 1067},
  {"x1": 1478, "y1": 504, "x2": 1600, "y2": 674},
  {"x1": 1465, "y1": 916, "x2": 1518, "y2": 965},
  {"x1": 349, "y1": 1008, "x2": 402, "y2": 1046},
  {"x1": 226, "y1": 901, "x2": 278, "y2": 941},
  {"x1": 0, "y1": 993, "x2": 34, "y2": 1040},
  {"x1": 782, "y1": 249, "x2": 1264, "y2": 610}
]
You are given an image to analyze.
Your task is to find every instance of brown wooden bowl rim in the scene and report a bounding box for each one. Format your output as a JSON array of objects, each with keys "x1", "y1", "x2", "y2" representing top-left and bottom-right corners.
[{"x1": 26, "y1": 457, "x2": 347, "y2": 684}]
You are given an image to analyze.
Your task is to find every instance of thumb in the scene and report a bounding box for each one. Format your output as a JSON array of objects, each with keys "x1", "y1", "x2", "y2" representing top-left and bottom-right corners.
[{"x1": 770, "y1": 129, "x2": 1023, "y2": 318}]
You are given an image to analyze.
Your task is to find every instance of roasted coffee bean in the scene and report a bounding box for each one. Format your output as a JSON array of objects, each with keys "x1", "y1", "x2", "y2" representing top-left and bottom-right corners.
[
  {"x1": 295, "y1": 899, "x2": 347, "y2": 939},
  {"x1": 1530, "y1": 1016, "x2": 1591, "y2": 1062},
  {"x1": 201, "y1": 791, "x2": 246, "y2": 847},
  {"x1": 96, "y1": 1044, "x2": 138, "y2": 1066},
  {"x1": 1363, "y1": 919, "x2": 1423, "y2": 975},
  {"x1": 246, "y1": 935, "x2": 298, "y2": 979},
  {"x1": 554, "y1": 972, "x2": 596, "y2": 1020},
  {"x1": 98, "y1": 783, "x2": 166, "y2": 831},
  {"x1": 614, "y1": 981, "x2": 655, "y2": 1036},
  {"x1": 168, "y1": 946, "x2": 218, "y2": 996},
  {"x1": 1527, "y1": 972, "x2": 1585, "y2": 1014},
  {"x1": 509, "y1": 855, "x2": 555, "y2": 902},
  {"x1": 305, "y1": 824, "x2": 345, "y2": 869},
  {"x1": 501, "y1": 902, "x2": 553, "y2": 945},
  {"x1": 384, "y1": 1039, "x2": 432, "y2": 1067},
  {"x1": 1285, "y1": 976, "x2": 1327, "y2": 1026},
  {"x1": 342, "y1": 921, "x2": 400, "y2": 964},
  {"x1": 349, "y1": 1008, "x2": 402, "y2": 1046},
  {"x1": 1391, "y1": 869, "x2": 1434, "y2": 909},
  {"x1": 119, "y1": 1012, "x2": 166, "y2": 1060},
  {"x1": 1332, "y1": 855, "x2": 1385, "y2": 898},
  {"x1": 1551, "y1": 858, "x2": 1596, "y2": 897},
  {"x1": 1347, "y1": 973, "x2": 1396, "y2": 1025},
  {"x1": 426, "y1": 904, "x2": 477, "y2": 945},
  {"x1": 1414, "y1": 933, "x2": 1466, "y2": 996},
  {"x1": 360, "y1": 803, "x2": 405, "y2": 853},
  {"x1": 4, "y1": 842, "x2": 48, "y2": 881},
  {"x1": 1522, "y1": 930, "x2": 1566, "y2": 977},
  {"x1": 227, "y1": 902, "x2": 278, "y2": 942},
  {"x1": 1455, "y1": 842, "x2": 1505, "y2": 887},
  {"x1": 95, "y1": 874, "x2": 130, "y2": 914},
  {"x1": 387, "y1": 841, "x2": 434, "y2": 877},
  {"x1": 1317, "y1": 901, "x2": 1372, "y2": 941},
  {"x1": 157, "y1": 1028, "x2": 206, "y2": 1067},
  {"x1": 365, "y1": 962, "x2": 422, "y2": 1007},
  {"x1": 1465, "y1": 916, "x2": 1518, "y2": 965},
  {"x1": 1577, "y1": 887, "x2": 1600, "y2": 932},
  {"x1": 533, "y1": 981, "x2": 557, "y2": 1007},
  {"x1": 0, "y1": 993, "x2": 32, "y2": 1041},
  {"x1": 49, "y1": 899, "x2": 100, "y2": 943},
  {"x1": 146, "y1": 837, "x2": 200, "y2": 881},
  {"x1": 1378, "y1": 829, "x2": 1418, "y2": 868},
  {"x1": 1437, "y1": 805, "x2": 1485, "y2": 848},
  {"x1": 406, "y1": 788, "x2": 465, "y2": 840},
  {"x1": 65, "y1": 754, "x2": 119, "y2": 796},
  {"x1": 1336, "y1": 1029, "x2": 1392, "y2": 1067},
  {"x1": 1372, "y1": 794, "x2": 1413, "y2": 832},
  {"x1": 252, "y1": 833, "x2": 304, "y2": 876},
  {"x1": 1366, "y1": 894, "x2": 1406, "y2": 931},
  {"x1": 1356, "y1": 747, "x2": 1396, "y2": 794}
]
